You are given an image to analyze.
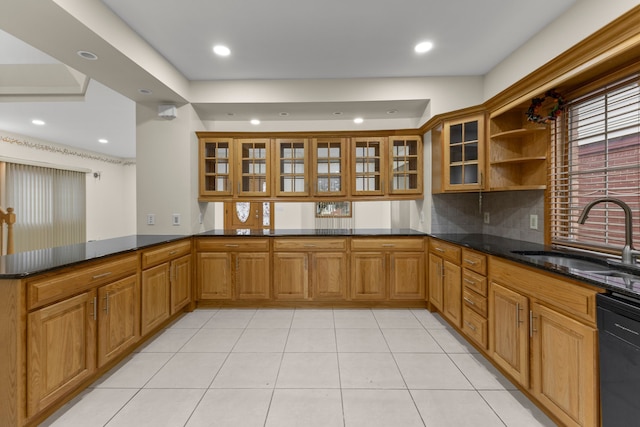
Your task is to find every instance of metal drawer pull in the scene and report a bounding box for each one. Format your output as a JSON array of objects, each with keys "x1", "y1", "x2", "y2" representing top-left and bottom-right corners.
[
  {"x1": 225, "y1": 244, "x2": 239, "y2": 248},
  {"x1": 614, "y1": 323, "x2": 639, "y2": 336},
  {"x1": 382, "y1": 244, "x2": 395, "y2": 247},
  {"x1": 304, "y1": 244, "x2": 317, "y2": 248},
  {"x1": 169, "y1": 250, "x2": 178, "y2": 255},
  {"x1": 463, "y1": 297, "x2": 475, "y2": 305},
  {"x1": 464, "y1": 259, "x2": 478, "y2": 265},
  {"x1": 463, "y1": 278, "x2": 476, "y2": 285},
  {"x1": 465, "y1": 321, "x2": 477, "y2": 331},
  {"x1": 434, "y1": 247, "x2": 445, "y2": 253},
  {"x1": 92, "y1": 272, "x2": 112, "y2": 280}
]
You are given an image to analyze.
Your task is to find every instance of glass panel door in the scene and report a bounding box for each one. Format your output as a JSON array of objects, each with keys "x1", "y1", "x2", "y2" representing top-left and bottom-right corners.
[
  {"x1": 389, "y1": 136, "x2": 422, "y2": 194},
  {"x1": 444, "y1": 115, "x2": 484, "y2": 191},
  {"x1": 352, "y1": 137, "x2": 386, "y2": 196},
  {"x1": 313, "y1": 138, "x2": 347, "y2": 196},
  {"x1": 200, "y1": 138, "x2": 233, "y2": 197},
  {"x1": 275, "y1": 139, "x2": 309, "y2": 196},
  {"x1": 237, "y1": 139, "x2": 271, "y2": 196}
]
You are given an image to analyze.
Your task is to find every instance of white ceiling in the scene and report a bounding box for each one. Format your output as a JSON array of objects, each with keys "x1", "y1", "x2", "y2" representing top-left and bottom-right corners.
[{"x1": 0, "y1": 0, "x2": 578, "y2": 158}]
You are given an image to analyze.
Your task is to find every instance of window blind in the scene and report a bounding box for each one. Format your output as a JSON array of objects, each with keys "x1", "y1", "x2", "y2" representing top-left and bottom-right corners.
[
  {"x1": 550, "y1": 73, "x2": 640, "y2": 255},
  {"x1": 5, "y1": 163, "x2": 86, "y2": 253}
]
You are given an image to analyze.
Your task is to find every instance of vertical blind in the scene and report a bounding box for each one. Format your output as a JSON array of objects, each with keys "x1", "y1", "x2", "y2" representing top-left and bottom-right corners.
[
  {"x1": 5, "y1": 163, "x2": 86, "y2": 252},
  {"x1": 550, "y1": 73, "x2": 640, "y2": 254}
]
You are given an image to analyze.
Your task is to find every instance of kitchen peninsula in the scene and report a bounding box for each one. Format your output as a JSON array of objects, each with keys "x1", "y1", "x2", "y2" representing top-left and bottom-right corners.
[{"x1": 3, "y1": 230, "x2": 639, "y2": 426}]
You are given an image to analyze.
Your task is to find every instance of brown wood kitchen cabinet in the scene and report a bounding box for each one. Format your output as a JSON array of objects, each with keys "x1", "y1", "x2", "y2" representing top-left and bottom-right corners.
[
  {"x1": 25, "y1": 253, "x2": 138, "y2": 419},
  {"x1": 196, "y1": 237, "x2": 270, "y2": 301},
  {"x1": 272, "y1": 237, "x2": 348, "y2": 300},
  {"x1": 489, "y1": 257, "x2": 600, "y2": 427},
  {"x1": 351, "y1": 237, "x2": 425, "y2": 301},
  {"x1": 460, "y1": 248, "x2": 488, "y2": 349},
  {"x1": 140, "y1": 239, "x2": 192, "y2": 335},
  {"x1": 428, "y1": 238, "x2": 462, "y2": 327}
]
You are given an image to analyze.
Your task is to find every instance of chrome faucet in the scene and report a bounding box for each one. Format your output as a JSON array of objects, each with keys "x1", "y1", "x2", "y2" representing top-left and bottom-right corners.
[{"x1": 578, "y1": 197, "x2": 639, "y2": 266}]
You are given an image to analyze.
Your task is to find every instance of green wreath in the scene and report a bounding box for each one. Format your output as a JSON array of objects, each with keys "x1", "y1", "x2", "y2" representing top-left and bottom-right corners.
[{"x1": 526, "y1": 89, "x2": 565, "y2": 124}]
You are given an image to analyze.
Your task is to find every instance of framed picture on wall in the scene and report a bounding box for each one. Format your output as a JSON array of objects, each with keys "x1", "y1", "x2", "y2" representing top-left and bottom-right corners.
[{"x1": 315, "y1": 201, "x2": 352, "y2": 218}]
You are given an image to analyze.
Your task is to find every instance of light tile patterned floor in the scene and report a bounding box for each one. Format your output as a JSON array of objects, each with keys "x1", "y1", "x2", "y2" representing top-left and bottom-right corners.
[{"x1": 41, "y1": 308, "x2": 557, "y2": 427}]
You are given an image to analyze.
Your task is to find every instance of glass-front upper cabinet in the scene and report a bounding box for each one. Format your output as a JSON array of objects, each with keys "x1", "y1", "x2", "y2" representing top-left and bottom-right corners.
[
  {"x1": 236, "y1": 138, "x2": 271, "y2": 197},
  {"x1": 200, "y1": 138, "x2": 234, "y2": 197},
  {"x1": 443, "y1": 115, "x2": 484, "y2": 191},
  {"x1": 352, "y1": 137, "x2": 386, "y2": 196},
  {"x1": 312, "y1": 138, "x2": 348, "y2": 196},
  {"x1": 388, "y1": 135, "x2": 423, "y2": 195},
  {"x1": 274, "y1": 138, "x2": 309, "y2": 197}
]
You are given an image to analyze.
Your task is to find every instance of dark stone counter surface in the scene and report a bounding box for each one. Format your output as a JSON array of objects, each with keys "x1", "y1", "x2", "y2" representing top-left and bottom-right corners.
[
  {"x1": 0, "y1": 235, "x2": 189, "y2": 279},
  {"x1": 2, "y1": 229, "x2": 638, "y2": 300},
  {"x1": 431, "y1": 233, "x2": 640, "y2": 300}
]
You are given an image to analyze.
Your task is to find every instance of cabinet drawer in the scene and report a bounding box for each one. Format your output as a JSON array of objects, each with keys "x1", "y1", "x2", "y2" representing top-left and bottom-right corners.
[
  {"x1": 461, "y1": 249, "x2": 487, "y2": 275},
  {"x1": 462, "y1": 306, "x2": 487, "y2": 349},
  {"x1": 274, "y1": 238, "x2": 347, "y2": 251},
  {"x1": 463, "y1": 288, "x2": 487, "y2": 317},
  {"x1": 196, "y1": 238, "x2": 270, "y2": 252},
  {"x1": 28, "y1": 254, "x2": 138, "y2": 310},
  {"x1": 429, "y1": 239, "x2": 461, "y2": 263},
  {"x1": 351, "y1": 237, "x2": 425, "y2": 251},
  {"x1": 141, "y1": 240, "x2": 192, "y2": 269},
  {"x1": 462, "y1": 269, "x2": 487, "y2": 296}
]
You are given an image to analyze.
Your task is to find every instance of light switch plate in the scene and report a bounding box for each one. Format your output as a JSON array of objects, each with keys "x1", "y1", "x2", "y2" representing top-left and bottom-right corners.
[
  {"x1": 484, "y1": 212, "x2": 490, "y2": 224},
  {"x1": 172, "y1": 214, "x2": 181, "y2": 226},
  {"x1": 146, "y1": 214, "x2": 155, "y2": 225},
  {"x1": 530, "y1": 214, "x2": 538, "y2": 230}
]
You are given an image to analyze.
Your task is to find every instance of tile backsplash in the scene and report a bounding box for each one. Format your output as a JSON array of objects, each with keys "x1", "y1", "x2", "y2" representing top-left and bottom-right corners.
[{"x1": 431, "y1": 190, "x2": 545, "y2": 244}]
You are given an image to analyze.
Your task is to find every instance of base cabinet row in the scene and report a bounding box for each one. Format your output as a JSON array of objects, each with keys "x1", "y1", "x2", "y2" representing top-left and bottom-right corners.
[
  {"x1": 23, "y1": 240, "x2": 192, "y2": 425},
  {"x1": 196, "y1": 237, "x2": 426, "y2": 302}
]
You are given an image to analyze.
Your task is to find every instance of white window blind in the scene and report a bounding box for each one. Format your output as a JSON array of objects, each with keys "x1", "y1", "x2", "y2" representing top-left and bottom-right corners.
[
  {"x1": 5, "y1": 163, "x2": 86, "y2": 252},
  {"x1": 550, "y1": 74, "x2": 640, "y2": 254}
]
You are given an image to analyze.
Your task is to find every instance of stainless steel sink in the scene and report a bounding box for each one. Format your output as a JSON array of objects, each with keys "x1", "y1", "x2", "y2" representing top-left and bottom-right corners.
[{"x1": 510, "y1": 250, "x2": 611, "y2": 272}]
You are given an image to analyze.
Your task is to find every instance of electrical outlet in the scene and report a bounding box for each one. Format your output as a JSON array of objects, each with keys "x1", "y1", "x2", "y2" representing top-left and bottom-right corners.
[
  {"x1": 530, "y1": 214, "x2": 538, "y2": 230},
  {"x1": 172, "y1": 214, "x2": 181, "y2": 226},
  {"x1": 146, "y1": 214, "x2": 155, "y2": 225},
  {"x1": 483, "y1": 212, "x2": 490, "y2": 224}
]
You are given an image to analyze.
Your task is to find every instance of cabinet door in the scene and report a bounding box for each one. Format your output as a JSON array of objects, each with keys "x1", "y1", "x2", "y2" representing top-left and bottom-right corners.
[
  {"x1": 27, "y1": 291, "x2": 97, "y2": 417},
  {"x1": 200, "y1": 138, "x2": 233, "y2": 197},
  {"x1": 313, "y1": 138, "x2": 348, "y2": 196},
  {"x1": 428, "y1": 253, "x2": 444, "y2": 310},
  {"x1": 389, "y1": 252, "x2": 425, "y2": 299},
  {"x1": 489, "y1": 282, "x2": 529, "y2": 387},
  {"x1": 171, "y1": 254, "x2": 192, "y2": 314},
  {"x1": 141, "y1": 263, "x2": 171, "y2": 336},
  {"x1": 388, "y1": 136, "x2": 423, "y2": 195},
  {"x1": 98, "y1": 275, "x2": 140, "y2": 368},
  {"x1": 531, "y1": 303, "x2": 598, "y2": 427},
  {"x1": 442, "y1": 260, "x2": 462, "y2": 327},
  {"x1": 351, "y1": 252, "x2": 386, "y2": 300},
  {"x1": 352, "y1": 137, "x2": 386, "y2": 196},
  {"x1": 273, "y1": 252, "x2": 308, "y2": 300},
  {"x1": 236, "y1": 139, "x2": 271, "y2": 197},
  {"x1": 235, "y1": 252, "x2": 270, "y2": 299},
  {"x1": 312, "y1": 252, "x2": 347, "y2": 300},
  {"x1": 275, "y1": 139, "x2": 309, "y2": 197},
  {"x1": 197, "y1": 252, "x2": 233, "y2": 300},
  {"x1": 444, "y1": 115, "x2": 485, "y2": 191}
]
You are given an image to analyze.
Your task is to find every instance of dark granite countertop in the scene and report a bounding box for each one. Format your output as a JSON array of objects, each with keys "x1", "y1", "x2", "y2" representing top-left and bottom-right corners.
[
  {"x1": 196, "y1": 228, "x2": 427, "y2": 237},
  {"x1": 0, "y1": 235, "x2": 190, "y2": 279},
  {"x1": 430, "y1": 233, "x2": 640, "y2": 300}
]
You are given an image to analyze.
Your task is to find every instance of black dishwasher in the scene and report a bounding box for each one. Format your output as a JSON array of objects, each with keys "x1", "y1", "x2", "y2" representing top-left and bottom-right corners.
[{"x1": 597, "y1": 293, "x2": 640, "y2": 426}]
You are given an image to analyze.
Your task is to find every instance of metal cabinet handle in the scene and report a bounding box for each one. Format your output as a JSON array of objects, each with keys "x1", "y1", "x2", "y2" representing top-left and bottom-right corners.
[
  {"x1": 529, "y1": 311, "x2": 538, "y2": 337},
  {"x1": 304, "y1": 244, "x2": 316, "y2": 248},
  {"x1": 463, "y1": 297, "x2": 475, "y2": 305},
  {"x1": 225, "y1": 244, "x2": 239, "y2": 248},
  {"x1": 516, "y1": 303, "x2": 524, "y2": 326},
  {"x1": 434, "y1": 247, "x2": 445, "y2": 253},
  {"x1": 465, "y1": 321, "x2": 477, "y2": 331},
  {"x1": 169, "y1": 250, "x2": 178, "y2": 255},
  {"x1": 92, "y1": 272, "x2": 112, "y2": 280},
  {"x1": 104, "y1": 293, "x2": 110, "y2": 314},
  {"x1": 464, "y1": 259, "x2": 478, "y2": 265},
  {"x1": 463, "y1": 278, "x2": 476, "y2": 285},
  {"x1": 91, "y1": 296, "x2": 97, "y2": 320},
  {"x1": 382, "y1": 244, "x2": 395, "y2": 248}
]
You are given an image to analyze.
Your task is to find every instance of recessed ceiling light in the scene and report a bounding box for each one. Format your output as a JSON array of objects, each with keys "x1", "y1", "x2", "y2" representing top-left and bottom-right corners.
[
  {"x1": 279, "y1": 112, "x2": 289, "y2": 117},
  {"x1": 354, "y1": 117, "x2": 364, "y2": 124},
  {"x1": 98, "y1": 139, "x2": 108, "y2": 144},
  {"x1": 32, "y1": 119, "x2": 45, "y2": 126},
  {"x1": 414, "y1": 41, "x2": 433, "y2": 53},
  {"x1": 227, "y1": 112, "x2": 235, "y2": 116},
  {"x1": 387, "y1": 109, "x2": 398, "y2": 114},
  {"x1": 77, "y1": 50, "x2": 98, "y2": 60},
  {"x1": 333, "y1": 112, "x2": 343, "y2": 116},
  {"x1": 213, "y1": 45, "x2": 231, "y2": 56},
  {"x1": 139, "y1": 88, "x2": 153, "y2": 95},
  {"x1": 250, "y1": 119, "x2": 261, "y2": 125}
]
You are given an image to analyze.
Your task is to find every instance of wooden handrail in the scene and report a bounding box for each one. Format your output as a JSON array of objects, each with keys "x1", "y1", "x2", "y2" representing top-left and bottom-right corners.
[{"x1": 1, "y1": 207, "x2": 16, "y2": 255}]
